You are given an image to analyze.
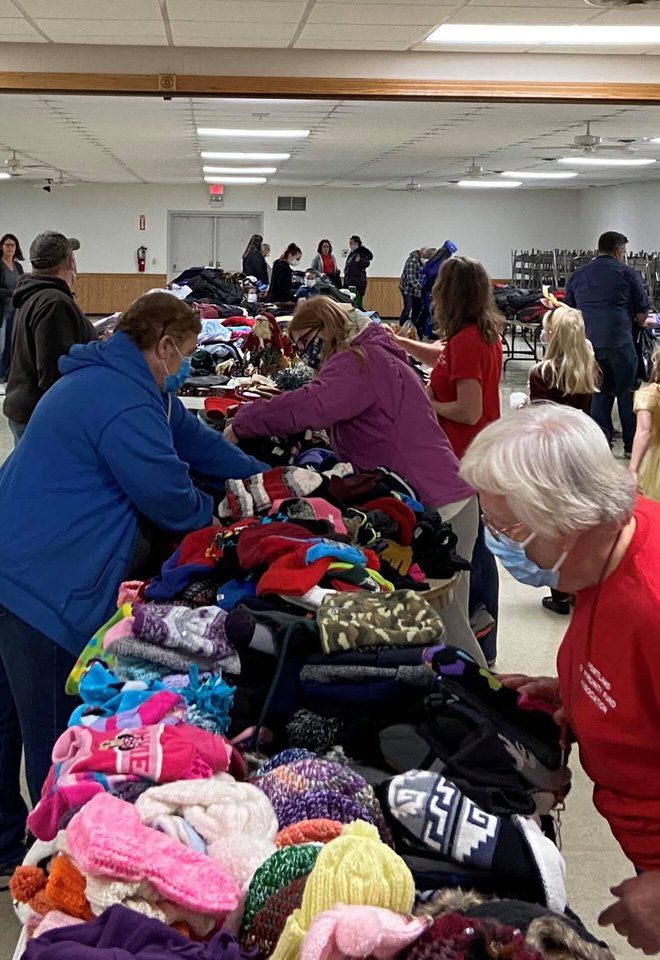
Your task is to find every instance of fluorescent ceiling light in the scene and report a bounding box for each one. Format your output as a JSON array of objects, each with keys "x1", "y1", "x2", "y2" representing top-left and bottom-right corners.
[
  {"x1": 457, "y1": 179, "x2": 522, "y2": 188},
  {"x1": 558, "y1": 156, "x2": 656, "y2": 167},
  {"x1": 198, "y1": 128, "x2": 309, "y2": 139},
  {"x1": 201, "y1": 151, "x2": 290, "y2": 161},
  {"x1": 502, "y1": 170, "x2": 579, "y2": 180},
  {"x1": 204, "y1": 176, "x2": 268, "y2": 184},
  {"x1": 650, "y1": 138, "x2": 660, "y2": 144},
  {"x1": 424, "y1": 24, "x2": 660, "y2": 45},
  {"x1": 203, "y1": 166, "x2": 277, "y2": 175},
  {"x1": 0, "y1": 173, "x2": 11, "y2": 181}
]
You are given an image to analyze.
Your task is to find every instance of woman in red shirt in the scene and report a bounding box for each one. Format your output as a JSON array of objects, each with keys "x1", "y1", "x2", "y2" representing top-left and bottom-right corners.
[
  {"x1": 395, "y1": 257, "x2": 502, "y2": 664},
  {"x1": 310, "y1": 240, "x2": 340, "y2": 288},
  {"x1": 460, "y1": 403, "x2": 660, "y2": 956}
]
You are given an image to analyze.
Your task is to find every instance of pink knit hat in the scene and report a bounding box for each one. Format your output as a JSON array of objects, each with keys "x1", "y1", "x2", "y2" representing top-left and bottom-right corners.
[
  {"x1": 301, "y1": 905, "x2": 426, "y2": 960},
  {"x1": 66, "y1": 793, "x2": 239, "y2": 917}
]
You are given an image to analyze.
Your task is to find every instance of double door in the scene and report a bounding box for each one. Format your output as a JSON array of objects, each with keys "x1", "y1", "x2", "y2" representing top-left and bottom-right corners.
[{"x1": 168, "y1": 212, "x2": 263, "y2": 277}]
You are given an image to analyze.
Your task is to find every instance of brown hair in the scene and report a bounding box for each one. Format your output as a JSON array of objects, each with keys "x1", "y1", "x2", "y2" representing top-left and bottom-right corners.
[
  {"x1": 432, "y1": 256, "x2": 501, "y2": 345},
  {"x1": 281, "y1": 243, "x2": 302, "y2": 260},
  {"x1": 289, "y1": 295, "x2": 365, "y2": 368},
  {"x1": 115, "y1": 293, "x2": 201, "y2": 350}
]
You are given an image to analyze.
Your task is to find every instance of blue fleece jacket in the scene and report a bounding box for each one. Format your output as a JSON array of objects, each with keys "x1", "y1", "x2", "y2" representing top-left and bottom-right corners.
[{"x1": 0, "y1": 331, "x2": 267, "y2": 654}]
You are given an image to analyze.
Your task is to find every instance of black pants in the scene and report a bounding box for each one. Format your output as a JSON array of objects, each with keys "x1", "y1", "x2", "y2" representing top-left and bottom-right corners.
[
  {"x1": 591, "y1": 344, "x2": 638, "y2": 450},
  {"x1": 346, "y1": 276, "x2": 367, "y2": 309},
  {"x1": 400, "y1": 293, "x2": 423, "y2": 333}
]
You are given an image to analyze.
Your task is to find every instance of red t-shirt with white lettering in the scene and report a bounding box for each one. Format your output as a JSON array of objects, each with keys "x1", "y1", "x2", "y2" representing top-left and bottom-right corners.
[
  {"x1": 557, "y1": 496, "x2": 660, "y2": 871},
  {"x1": 429, "y1": 325, "x2": 502, "y2": 459}
]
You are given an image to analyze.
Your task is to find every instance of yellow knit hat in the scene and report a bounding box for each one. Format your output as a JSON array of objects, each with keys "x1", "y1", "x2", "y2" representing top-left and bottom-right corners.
[{"x1": 271, "y1": 821, "x2": 414, "y2": 960}]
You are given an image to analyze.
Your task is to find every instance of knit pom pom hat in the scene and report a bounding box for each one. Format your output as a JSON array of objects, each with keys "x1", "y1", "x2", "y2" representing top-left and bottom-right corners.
[
  {"x1": 242, "y1": 844, "x2": 322, "y2": 932},
  {"x1": 276, "y1": 819, "x2": 344, "y2": 848},
  {"x1": 301, "y1": 905, "x2": 426, "y2": 960},
  {"x1": 271, "y1": 822, "x2": 414, "y2": 960}
]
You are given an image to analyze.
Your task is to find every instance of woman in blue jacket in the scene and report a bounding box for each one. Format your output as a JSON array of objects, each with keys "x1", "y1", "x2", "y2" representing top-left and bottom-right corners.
[{"x1": 0, "y1": 293, "x2": 266, "y2": 872}]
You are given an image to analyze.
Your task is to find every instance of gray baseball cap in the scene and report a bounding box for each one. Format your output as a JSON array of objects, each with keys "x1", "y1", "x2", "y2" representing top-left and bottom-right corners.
[{"x1": 29, "y1": 231, "x2": 80, "y2": 269}]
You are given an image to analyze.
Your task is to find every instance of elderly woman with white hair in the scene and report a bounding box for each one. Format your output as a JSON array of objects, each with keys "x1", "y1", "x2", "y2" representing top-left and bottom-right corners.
[{"x1": 461, "y1": 402, "x2": 660, "y2": 955}]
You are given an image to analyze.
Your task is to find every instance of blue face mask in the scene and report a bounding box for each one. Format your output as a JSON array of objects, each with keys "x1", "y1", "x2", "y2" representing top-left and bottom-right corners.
[
  {"x1": 484, "y1": 527, "x2": 568, "y2": 589},
  {"x1": 299, "y1": 335, "x2": 323, "y2": 370},
  {"x1": 162, "y1": 343, "x2": 192, "y2": 393}
]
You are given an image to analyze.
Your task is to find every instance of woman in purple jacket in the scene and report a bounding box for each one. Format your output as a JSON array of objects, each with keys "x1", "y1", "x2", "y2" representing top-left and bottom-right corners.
[{"x1": 226, "y1": 296, "x2": 484, "y2": 664}]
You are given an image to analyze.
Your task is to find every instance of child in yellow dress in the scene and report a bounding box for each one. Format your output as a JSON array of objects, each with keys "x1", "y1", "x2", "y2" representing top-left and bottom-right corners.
[{"x1": 630, "y1": 346, "x2": 660, "y2": 502}]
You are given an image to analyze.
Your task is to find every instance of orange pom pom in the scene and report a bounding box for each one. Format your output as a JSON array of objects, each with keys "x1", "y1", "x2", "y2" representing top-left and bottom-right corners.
[{"x1": 9, "y1": 866, "x2": 46, "y2": 903}]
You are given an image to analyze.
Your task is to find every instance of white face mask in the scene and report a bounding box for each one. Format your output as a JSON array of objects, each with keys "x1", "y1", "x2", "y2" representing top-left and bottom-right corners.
[
  {"x1": 305, "y1": 278, "x2": 316, "y2": 288},
  {"x1": 247, "y1": 293, "x2": 258, "y2": 303},
  {"x1": 292, "y1": 257, "x2": 301, "y2": 266}
]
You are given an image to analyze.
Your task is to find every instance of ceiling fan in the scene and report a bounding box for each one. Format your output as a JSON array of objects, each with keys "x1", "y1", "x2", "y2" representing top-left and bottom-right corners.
[
  {"x1": 2, "y1": 150, "x2": 52, "y2": 177},
  {"x1": 531, "y1": 121, "x2": 648, "y2": 156},
  {"x1": 584, "y1": 1, "x2": 660, "y2": 7},
  {"x1": 445, "y1": 158, "x2": 503, "y2": 184},
  {"x1": 34, "y1": 171, "x2": 78, "y2": 191},
  {"x1": 387, "y1": 177, "x2": 427, "y2": 193}
]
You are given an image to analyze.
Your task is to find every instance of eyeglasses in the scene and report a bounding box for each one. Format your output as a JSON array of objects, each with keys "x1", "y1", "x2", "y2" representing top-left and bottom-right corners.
[{"x1": 481, "y1": 513, "x2": 528, "y2": 543}]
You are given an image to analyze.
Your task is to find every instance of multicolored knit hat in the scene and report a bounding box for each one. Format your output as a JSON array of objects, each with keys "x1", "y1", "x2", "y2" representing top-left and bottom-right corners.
[
  {"x1": 258, "y1": 749, "x2": 317, "y2": 776},
  {"x1": 243, "y1": 875, "x2": 309, "y2": 958},
  {"x1": 275, "y1": 819, "x2": 343, "y2": 849},
  {"x1": 254, "y1": 758, "x2": 390, "y2": 840},
  {"x1": 274, "y1": 790, "x2": 376, "y2": 832},
  {"x1": 242, "y1": 844, "x2": 321, "y2": 932},
  {"x1": 271, "y1": 822, "x2": 415, "y2": 960}
]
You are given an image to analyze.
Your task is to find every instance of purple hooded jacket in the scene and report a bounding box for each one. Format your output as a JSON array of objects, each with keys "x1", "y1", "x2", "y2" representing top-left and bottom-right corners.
[{"x1": 232, "y1": 324, "x2": 473, "y2": 509}]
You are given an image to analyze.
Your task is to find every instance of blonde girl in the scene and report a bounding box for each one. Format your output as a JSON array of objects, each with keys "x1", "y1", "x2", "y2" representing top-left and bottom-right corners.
[
  {"x1": 523, "y1": 303, "x2": 599, "y2": 616},
  {"x1": 629, "y1": 346, "x2": 660, "y2": 501},
  {"x1": 529, "y1": 304, "x2": 597, "y2": 411}
]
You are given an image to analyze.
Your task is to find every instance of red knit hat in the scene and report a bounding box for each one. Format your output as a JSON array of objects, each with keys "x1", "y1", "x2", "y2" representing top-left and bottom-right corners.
[{"x1": 363, "y1": 498, "x2": 416, "y2": 547}]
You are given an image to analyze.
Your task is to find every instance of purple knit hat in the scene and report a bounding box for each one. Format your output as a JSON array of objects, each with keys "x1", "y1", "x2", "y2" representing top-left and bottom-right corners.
[
  {"x1": 275, "y1": 790, "x2": 376, "y2": 831},
  {"x1": 258, "y1": 749, "x2": 318, "y2": 776},
  {"x1": 254, "y1": 758, "x2": 391, "y2": 843}
]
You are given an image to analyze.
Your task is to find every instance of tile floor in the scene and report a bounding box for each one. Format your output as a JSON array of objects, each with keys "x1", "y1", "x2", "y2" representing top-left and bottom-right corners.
[{"x1": 0, "y1": 363, "x2": 638, "y2": 958}]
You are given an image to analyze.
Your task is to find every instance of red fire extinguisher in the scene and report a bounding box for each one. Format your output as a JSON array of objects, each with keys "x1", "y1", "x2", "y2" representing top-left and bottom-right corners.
[{"x1": 137, "y1": 245, "x2": 147, "y2": 273}]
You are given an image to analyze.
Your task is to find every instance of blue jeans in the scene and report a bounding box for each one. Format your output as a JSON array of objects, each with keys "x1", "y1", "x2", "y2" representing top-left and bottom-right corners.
[
  {"x1": 0, "y1": 606, "x2": 76, "y2": 864},
  {"x1": 400, "y1": 293, "x2": 423, "y2": 333},
  {"x1": 592, "y1": 344, "x2": 638, "y2": 450}
]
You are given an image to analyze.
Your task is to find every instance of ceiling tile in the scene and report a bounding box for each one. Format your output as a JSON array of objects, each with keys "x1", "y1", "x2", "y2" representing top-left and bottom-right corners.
[
  {"x1": 308, "y1": 3, "x2": 445, "y2": 25},
  {"x1": 445, "y1": 6, "x2": 596, "y2": 25},
  {"x1": 21, "y1": 0, "x2": 162, "y2": 17},
  {"x1": 295, "y1": 38, "x2": 412, "y2": 48},
  {"x1": 0, "y1": 0, "x2": 22, "y2": 14},
  {"x1": 317, "y1": 0, "x2": 455, "y2": 4},
  {"x1": 172, "y1": 20, "x2": 296, "y2": 39},
  {"x1": 467, "y1": 0, "x2": 591, "y2": 6},
  {"x1": 0, "y1": 18, "x2": 42, "y2": 35},
  {"x1": 298, "y1": 23, "x2": 428, "y2": 40},
  {"x1": 174, "y1": 35, "x2": 293, "y2": 47},
  {"x1": 0, "y1": 33, "x2": 48, "y2": 42},
  {"x1": 34, "y1": 18, "x2": 167, "y2": 38},
  {"x1": 586, "y1": 8, "x2": 660, "y2": 26},
  {"x1": 167, "y1": 0, "x2": 305, "y2": 21}
]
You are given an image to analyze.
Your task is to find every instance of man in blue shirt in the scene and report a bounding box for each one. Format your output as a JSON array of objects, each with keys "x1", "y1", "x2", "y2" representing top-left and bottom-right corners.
[{"x1": 565, "y1": 231, "x2": 649, "y2": 454}]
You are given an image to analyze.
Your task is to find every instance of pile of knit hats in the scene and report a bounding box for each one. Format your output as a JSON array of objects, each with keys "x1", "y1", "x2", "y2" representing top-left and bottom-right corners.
[{"x1": 240, "y1": 818, "x2": 416, "y2": 960}]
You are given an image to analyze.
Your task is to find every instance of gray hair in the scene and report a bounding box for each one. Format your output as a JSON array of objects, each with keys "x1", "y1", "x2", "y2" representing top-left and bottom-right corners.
[{"x1": 460, "y1": 403, "x2": 636, "y2": 539}]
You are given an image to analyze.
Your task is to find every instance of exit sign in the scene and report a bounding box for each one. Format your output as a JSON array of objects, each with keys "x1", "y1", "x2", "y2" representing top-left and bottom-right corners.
[{"x1": 209, "y1": 183, "x2": 224, "y2": 205}]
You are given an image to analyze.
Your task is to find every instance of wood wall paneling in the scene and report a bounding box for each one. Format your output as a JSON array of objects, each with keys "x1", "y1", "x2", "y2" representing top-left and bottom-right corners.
[
  {"x1": 364, "y1": 278, "x2": 403, "y2": 318},
  {"x1": 2, "y1": 72, "x2": 660, "y2": 104},
  {"x1": 75, "y1": 273, "x2": 167, "y2": 314}
]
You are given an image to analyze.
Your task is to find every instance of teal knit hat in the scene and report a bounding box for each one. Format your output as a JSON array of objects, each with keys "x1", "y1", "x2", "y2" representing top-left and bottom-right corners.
[{"x1": 241, "y1": 843, "x2": 321, "y2": 931}]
